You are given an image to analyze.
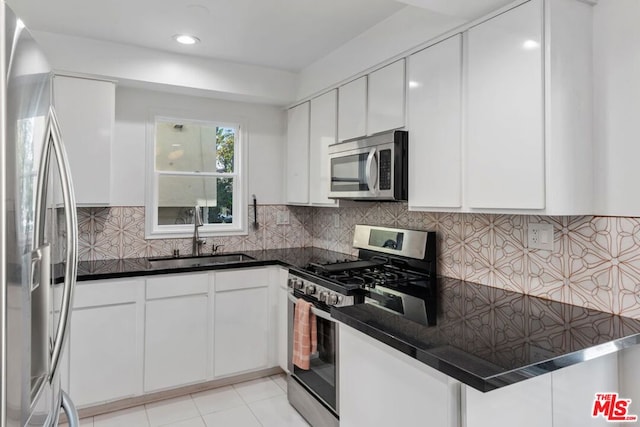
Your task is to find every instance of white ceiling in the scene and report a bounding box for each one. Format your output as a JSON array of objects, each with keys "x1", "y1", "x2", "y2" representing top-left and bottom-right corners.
[
  {"x1": 9, "y1": 0, "x2": 405, "y2": 72},
  {"x1": 8, "y1": 0, "x2": 514, "y2": 72}
]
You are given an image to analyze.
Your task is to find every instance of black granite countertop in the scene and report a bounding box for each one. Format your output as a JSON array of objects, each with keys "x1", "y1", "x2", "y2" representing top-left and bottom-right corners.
[
  {"x1": 71, "y1": 249, "x2": 640, "y2": 394},
  {"x1": 331, "y1": 276, "x2": 640, "y2": 392},
  {"x1": 74, "y1": 247, "x2": 356, "y2": 282}
]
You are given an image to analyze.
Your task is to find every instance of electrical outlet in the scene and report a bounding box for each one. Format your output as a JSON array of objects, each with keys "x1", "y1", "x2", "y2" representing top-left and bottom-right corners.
[
  {"x1": 333, "y1": 213, "x2": 340, "y2": 228},
  {"x1": 276, "y1": 211, "x2": 289, "y2": 225},
  {"x1": 528, "y1": 223, "x2": 554, "y2": 251}
]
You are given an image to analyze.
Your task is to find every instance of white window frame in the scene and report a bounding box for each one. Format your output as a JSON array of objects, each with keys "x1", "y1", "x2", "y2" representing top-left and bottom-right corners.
[{"x1": 145, "y1": 109, "x2": 248, "y2": 239}]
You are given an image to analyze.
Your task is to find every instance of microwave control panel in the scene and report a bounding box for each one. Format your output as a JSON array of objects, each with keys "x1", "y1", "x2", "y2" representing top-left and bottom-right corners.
[{"x1": 379, "y1": 149, "x2": 392, "y2": 190}]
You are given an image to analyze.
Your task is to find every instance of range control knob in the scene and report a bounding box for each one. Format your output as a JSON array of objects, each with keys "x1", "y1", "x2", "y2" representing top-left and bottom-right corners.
[
  {"x1": 318, "y1": 291, "x2": 329, "y2": 303},
  {"x1": 293, "y1": 279, "x2": 304, "y2": 290},
  {"x1": 327, "y1": 293, "x2": 340, "y2": 306},
  {"x1": 304, "y1": 284, "x2": 316, "y2": 295},
  {"x1": 287, "y1": 278, "x2": 295, "y2": 289}
]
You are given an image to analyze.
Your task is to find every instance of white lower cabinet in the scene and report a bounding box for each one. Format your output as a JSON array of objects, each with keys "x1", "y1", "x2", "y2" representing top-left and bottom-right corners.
[
  {"x1": 462, "y1": 352, "x2": 618, "y2": 427},
  {"x1": 68, "y1": 279, "x2": 144, "y2": 407},
  {"x1": 340, "y1": 322, "x2": 620, "y2": 427},
  {"x1": 551, "y1": 353, "x2": 619, "y2": 427},
  {"x1": 462, "y1": 375, "x2": 552, "y2": 427},
  {"x1": 339, "y1": 324, "x2": 460, "y2": 427},
  {"x1": 144, "y1": 273, "x2": 209, "y2": 392},
  {"x1": 213, "y1": 268, "x2": 272, "y2": 377},
  {"x1": 65, "y1": 267, "x2": 283, "y2": 408},
  {"x1": 618, "y1": 346, "x2": 640, "y2": 414},
  {"x1": 277, "y1": 268, "x2": 290, "y2": 372}
]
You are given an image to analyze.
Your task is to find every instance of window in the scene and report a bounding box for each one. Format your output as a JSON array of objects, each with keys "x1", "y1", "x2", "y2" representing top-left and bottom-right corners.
[{"x1": 145, "y1": 114, "x2": 246, "y2": 238}]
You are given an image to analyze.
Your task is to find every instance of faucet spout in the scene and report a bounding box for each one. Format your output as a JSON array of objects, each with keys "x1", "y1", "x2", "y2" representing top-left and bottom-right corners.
[{"x1": 192, "y1": 205, "x2": 205, "y2": 256}]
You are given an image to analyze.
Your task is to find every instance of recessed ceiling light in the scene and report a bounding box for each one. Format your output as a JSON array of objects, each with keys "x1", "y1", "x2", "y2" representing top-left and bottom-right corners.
[
  {"x1": 522, "y1": 39, "x2": 540, "y2": 50},
  {"x1": 173, "y1": 34, "x2": 200, "y2": 45}
]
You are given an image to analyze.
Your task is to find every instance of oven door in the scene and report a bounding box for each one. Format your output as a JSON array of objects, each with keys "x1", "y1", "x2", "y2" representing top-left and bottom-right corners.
[
  {"x1": 287, "y1": 293, "x2": 339, "y2": 416},
  {"x1": 328, "y1": 142, "x2": 395, "y2": 200}
]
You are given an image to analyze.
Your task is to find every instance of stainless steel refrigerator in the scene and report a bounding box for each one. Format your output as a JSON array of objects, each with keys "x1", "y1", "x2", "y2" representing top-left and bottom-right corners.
[{"x1": 1, "y1": 2, "x2": 79, "y2": 426}]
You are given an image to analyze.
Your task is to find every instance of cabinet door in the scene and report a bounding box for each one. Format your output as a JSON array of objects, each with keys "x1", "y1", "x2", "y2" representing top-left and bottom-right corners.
[
  {"x1": 309, "y1": 90, "x2": 338, "y2": 206},
  {"x1": 465, "y1": 0, "x2": 544, "y2": 209},
  {"x1": 69, "y1": 303, "x2": 140, "y2": 407},
  {"x1": 408, "y1": 35, "x2": 462, "y2": 209},
  {"x1": 368, "y1": 59, "x2": 406, "y2": 135},
  {"x1": 53, "y1": 75, "x2": 114, "y2": 205},
  {"x1": 286, "y1": 102, "x2": 310, "y2": 204},
  {"x1": 144, "y1": 295, "x2": 209, "y2": 392},
  {"x1": 340, "y1": 325, "x2": 459, "y2": 427},
  {"x1": 338, "y1": 76, "x2": 367, "y2": 142},
  {"x1": 463, "y1": 376, "x2": 552, "y2": 427},
  {"x1": 214, "y1": 286, "x2": 269, "y2": 377},
  {"x1": 552, "y1": 353, "x2": 618, "y2": 427}
]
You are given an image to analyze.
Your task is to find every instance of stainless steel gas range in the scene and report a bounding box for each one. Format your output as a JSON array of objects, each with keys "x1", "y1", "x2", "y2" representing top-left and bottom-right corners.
[{"x1": 287, "y1": 225, "x2": 437, "y2": 426}]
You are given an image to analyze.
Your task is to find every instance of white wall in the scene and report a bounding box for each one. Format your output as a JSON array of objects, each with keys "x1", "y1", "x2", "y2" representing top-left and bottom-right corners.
[
  {"x1": 32, "y1": 31, "x2": 298, "y2": 106},
  {"x1": 296, "y1": 5, "x2": 465, "y2": 100},
  {"x1": 111, "y1": 86, "x2": 286, "y2": 206},
  {"x1": 593, "y1": 0, "x2": 640, "y2": 216}
]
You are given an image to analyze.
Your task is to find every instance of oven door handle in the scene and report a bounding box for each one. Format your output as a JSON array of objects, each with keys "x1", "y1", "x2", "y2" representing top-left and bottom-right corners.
[{"x1": 288, "y1": 293, "x2": 336, "y2": 323}]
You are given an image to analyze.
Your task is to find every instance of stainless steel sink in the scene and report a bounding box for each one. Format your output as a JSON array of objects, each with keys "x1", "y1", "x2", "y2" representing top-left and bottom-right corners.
[{"x1": 148, "y1": 253, "x2": 255, "y2": 269}]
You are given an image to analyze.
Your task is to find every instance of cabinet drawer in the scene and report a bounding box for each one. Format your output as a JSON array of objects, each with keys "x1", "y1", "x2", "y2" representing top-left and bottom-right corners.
[
  {"x1": 214, "y1": 268, "x2": 269, "y2": 292},
  {"x1": 72, "y1": 279, "x2": 142, "y2": 309},
  {"x1": 146, "y1": 273, "x2": 209, "y2": 300}
]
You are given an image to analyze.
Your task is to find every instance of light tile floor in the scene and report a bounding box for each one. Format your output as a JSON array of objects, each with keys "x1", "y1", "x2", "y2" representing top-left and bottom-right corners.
[{"x1": 62, "y1": 374, "x2": 309, "y2": 427}]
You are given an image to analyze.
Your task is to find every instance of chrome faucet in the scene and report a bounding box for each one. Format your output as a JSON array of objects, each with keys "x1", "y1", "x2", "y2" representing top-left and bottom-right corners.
[{"x1": 192, "y1": 205, "x2": 205, "y2": 256}]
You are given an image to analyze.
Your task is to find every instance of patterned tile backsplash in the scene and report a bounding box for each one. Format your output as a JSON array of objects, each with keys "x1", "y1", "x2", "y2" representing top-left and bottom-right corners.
[
  {"x1": 77, "y1": 205, "x2": 313, "y2": 261},
  {"x1": 78, "y1": 203, "x2": 640, "y2": 319}
]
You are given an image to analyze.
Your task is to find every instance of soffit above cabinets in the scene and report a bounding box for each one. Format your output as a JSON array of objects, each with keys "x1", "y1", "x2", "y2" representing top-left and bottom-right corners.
[{"x1": 393, "y1": 0, "x2": 516, "y2": 20}]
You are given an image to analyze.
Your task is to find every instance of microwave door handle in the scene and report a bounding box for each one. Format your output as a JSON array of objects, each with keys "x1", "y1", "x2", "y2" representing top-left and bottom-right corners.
[{"x1": 365, "y1": 148, "x2": 378, "y2": 194}]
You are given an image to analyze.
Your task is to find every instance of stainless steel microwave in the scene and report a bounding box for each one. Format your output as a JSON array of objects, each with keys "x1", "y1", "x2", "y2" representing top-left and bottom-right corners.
[{"x1": 328, "y1": 130, "x2": 408, "y2": 201}]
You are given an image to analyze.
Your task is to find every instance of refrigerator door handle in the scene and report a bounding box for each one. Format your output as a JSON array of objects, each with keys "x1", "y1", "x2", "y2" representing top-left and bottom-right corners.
[
  {"x1": 60, "y1": 390, "x2": 79, "y2": 427},
  {"x1": 46, "y1": 106, "x2": 78, "y2": 383}
]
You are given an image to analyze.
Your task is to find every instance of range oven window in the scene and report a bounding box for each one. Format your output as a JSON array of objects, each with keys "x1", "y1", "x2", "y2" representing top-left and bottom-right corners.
[
  {"x1": 368, "y1": 229, "x2": 404, "y2": 251},
  {"x1": 330, "y1": 153, "x2": 369, "y2": 192},
  {"x1": 290, "y1": 301, "x2": 338, "y2": 414}
]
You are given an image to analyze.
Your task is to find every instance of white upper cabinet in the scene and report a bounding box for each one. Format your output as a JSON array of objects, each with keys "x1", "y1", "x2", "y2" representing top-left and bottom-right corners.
[
  {"x1": 286, "y1": 102, "x2": 310, "y2": 204},
  {"x1": 463, "y1": 0, "x2": 593, "y2": 214},
  {"x1": 367, "y1": 59, "x2": 406, "y2": 136},
  {"x1": 288, "y1": 0, "x2": 593, "y2": 214},
  {"x1": 407, "y1": 0, "x2": 593, "y2": 214},
  {"x1": 408, "y1": 35, "x2": 462, "y2": 209},
  {"x1": 309, "y1": 90, "x2": 338, "y2": 206},
  {"x1": 52, "y1": 75, "x2": 115, "y2": 206},
  {"x1": 543, "y1": 0, "x2": 593, "y2": 215},
  {"x1": 465, "y1": 0, "x2": 544, "y2": 210},
  {"x1": 338, "y1": 76, "x2": 367, "y2": 142},
  {"x1": 286, "y1": 93, "x2": 338, "y2": 207}
]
